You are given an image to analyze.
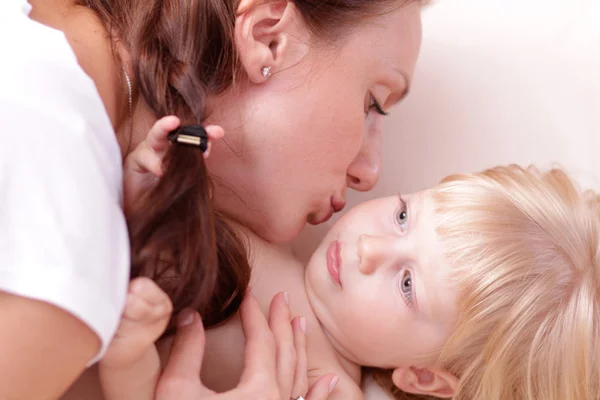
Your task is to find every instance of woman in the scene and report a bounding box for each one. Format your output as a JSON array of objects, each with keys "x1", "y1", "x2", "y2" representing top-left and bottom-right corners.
[{"x1": 0, "y1": 0, "x2": 422, "y2": 398}]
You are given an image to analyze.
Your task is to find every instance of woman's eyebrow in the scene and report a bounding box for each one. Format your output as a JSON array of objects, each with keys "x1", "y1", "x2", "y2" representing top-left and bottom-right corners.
[
  {"x1": 393, "y1": 67, "x2": 411, "y2": 102},
  {"x1": 384, "y1": 67, "x2": 411, "y2": 108}
]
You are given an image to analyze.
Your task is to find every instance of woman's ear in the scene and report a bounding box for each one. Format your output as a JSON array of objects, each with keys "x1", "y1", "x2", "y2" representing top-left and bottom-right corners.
[
  {"x1": 392, "y1": 366, "x2": 458, "y2": 398},
  {"x1": 235, "y1": 0, "x2": 305, "y2": 83}
]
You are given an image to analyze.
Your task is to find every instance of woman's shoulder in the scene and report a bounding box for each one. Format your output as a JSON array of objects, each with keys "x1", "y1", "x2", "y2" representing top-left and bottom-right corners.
[
  {"x1": 0, "y1": 7, "x2": 123, "y2": 187},
  {"x1": 0, "y1": 3, "x2": 128, "y2": 363},
  {"x1": 0, "y1": 1, "x2": 117, "y2": 152}
]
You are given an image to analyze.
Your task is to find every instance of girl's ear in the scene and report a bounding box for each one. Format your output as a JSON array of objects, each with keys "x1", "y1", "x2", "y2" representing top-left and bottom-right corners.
[{"x1": 392, "y1": 366, "x2": 458, "y2": 398}]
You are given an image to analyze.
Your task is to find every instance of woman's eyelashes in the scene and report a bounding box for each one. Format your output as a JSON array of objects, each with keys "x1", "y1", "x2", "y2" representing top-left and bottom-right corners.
[{"x1": 365, "y1": 93, "x2": 389, "y2": 117}]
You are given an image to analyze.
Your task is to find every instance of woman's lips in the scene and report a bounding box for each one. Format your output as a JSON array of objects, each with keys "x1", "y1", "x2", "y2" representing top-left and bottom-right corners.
[
  {"x1": 326, "y1": 240, "x2": 342, "y2": 287},
  {"x1": 308, "y1": 197, "x2": 346, "y2": 225},
  {"x1": 309, "y1": 207, "x2": 334, "y2": 225}
]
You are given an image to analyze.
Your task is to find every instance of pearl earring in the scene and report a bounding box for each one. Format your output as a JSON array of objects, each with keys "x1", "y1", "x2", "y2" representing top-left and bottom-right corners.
[{"x1": 261, "y1": 66, "x2": 272, "y2": 77}]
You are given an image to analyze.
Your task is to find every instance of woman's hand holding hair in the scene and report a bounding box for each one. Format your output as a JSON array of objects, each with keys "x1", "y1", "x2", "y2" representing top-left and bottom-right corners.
[{"x1": 155, "y1": 292, "x2": 338, "y2": 400}]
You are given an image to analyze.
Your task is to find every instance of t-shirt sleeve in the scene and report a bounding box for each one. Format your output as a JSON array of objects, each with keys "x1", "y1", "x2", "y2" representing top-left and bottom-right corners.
[{"x1": 0, "y1": 12, "x2": 130, "y2": 365}]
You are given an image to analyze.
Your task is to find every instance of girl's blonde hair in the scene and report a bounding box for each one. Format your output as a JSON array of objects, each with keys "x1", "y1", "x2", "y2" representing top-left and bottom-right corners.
[{"x1": 373, "y1": 164, "x2": 600, "y2": 400}]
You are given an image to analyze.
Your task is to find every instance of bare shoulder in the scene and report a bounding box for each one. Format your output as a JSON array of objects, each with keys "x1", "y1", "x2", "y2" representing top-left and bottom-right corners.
[
  {"x1": 331, "y1": 376, "x2": 365, "y2": 400},
  {"x1": 307, "y1": 346, "x2": 363, "y2": 399},
  {"x1": 308, "y1": 367, "x2": 364, "y2": 400},
  {"x1": 247, "y1": 231, "x2": 363, "y2": 394},
  {"x1": 247, "y1": 231, "x2": 305, "y2": 280},
  {"x1": 200, "y1": 231, "x2": 308, "y2": 392},
  {"x1": 244, "y1": 231, "x2": 308, "y2": 313},
  {"x1": 201, "y1": 229, "x2": 363, "y2": 395}
]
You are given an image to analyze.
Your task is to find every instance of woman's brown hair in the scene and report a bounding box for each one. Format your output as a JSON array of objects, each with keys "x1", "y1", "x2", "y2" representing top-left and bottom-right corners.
[{"x1": 83, "y1": 0, "x2": 417, "y2": 334}]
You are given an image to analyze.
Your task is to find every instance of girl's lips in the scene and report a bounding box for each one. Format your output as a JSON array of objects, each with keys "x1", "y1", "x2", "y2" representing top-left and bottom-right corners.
[{"x1": 326, "y1": 240, "x2": 342, "y2": 287}]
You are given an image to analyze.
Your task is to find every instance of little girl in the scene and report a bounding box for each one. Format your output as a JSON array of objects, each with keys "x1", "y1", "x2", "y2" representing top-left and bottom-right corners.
[{"x1": 101, "y1": 130, "x2": 600, "y2": 400}]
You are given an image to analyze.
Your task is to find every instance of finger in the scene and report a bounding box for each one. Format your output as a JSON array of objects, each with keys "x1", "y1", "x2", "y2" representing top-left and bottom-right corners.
[
  {"x1": 268, "y1": 292, "x2": 295, "y2": 397},
  {"x1": 305, "y1": 374, "x2": 339, "y2": 400},
  {"x1": 205, "y1": 125, "x2": 225, "y2": 141},
  {"x1": 161, "y1": 309, "x2": 206, "y2": 383},
  {"x1": 203, "y1": 141, "x2": 213, "y2": 159},
  {"x1": 120, "y1": 291, "x2": 155, "y2": 321},
  {"x1": 203, "y1": 125, "x2": 225, "y2": 159},
  {"x1": 238, "y1": 291, "x2": 277, "y2": 387},
  {"x1": 120, "y1": 293, "x2": 171, "y2": 328},
  {"x1": 291, "y1": 316, "x2": 308, "y2": 397},
  {"x1": 129, "y1": 277, "x2": 171, "y2": 307},
  {"x1": 126, "y1": 144, "x2": 164, "y2": 177},
  {"x1": 146, "y1": 116, "x2": 180, "y2": 156}
]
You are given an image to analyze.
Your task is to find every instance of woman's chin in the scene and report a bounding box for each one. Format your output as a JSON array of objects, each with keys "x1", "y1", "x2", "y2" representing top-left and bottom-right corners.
[{"x1": 251, "y1": 218, "x2": 306, "y2": 244}]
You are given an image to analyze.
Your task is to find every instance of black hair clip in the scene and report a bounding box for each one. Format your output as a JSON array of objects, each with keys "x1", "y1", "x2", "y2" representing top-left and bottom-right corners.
[{"x1": 167, "y1": 124, "x2": 209, "y2": 152}]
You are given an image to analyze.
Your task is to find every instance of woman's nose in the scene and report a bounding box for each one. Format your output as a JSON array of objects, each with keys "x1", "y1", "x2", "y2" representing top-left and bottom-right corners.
[
  {"x1": 347, "y1": 118, "x2": 382, "y2": 192},
  {"x1": 358, "y1": 234, "x2": 395, "y2": 275}
]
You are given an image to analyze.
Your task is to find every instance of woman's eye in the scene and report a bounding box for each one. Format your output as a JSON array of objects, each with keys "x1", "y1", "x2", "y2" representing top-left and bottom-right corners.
[{"x1": 366, "y1": 94, "x2": 388, "y2": 117}]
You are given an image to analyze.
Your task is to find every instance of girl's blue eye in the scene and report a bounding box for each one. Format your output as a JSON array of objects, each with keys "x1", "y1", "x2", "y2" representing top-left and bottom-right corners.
[
  {"x1": 400, "y1": 270, "x2": 413, "y2": 306},
  {"x1": 396, "y1": 195, "x2": 408, "y2": 231},
  {"x1": 397, "y1": 209, "x2": 407, "y2": 224}
]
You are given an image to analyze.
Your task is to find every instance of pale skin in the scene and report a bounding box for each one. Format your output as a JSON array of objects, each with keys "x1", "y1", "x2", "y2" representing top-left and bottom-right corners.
[
  {"x1": 92, "y1": 194, "x2": 462, "y2": 399},
  {"x1": 196, "y1": 232, "x2": 366, "y2": 399},
  {"x1": 8, "y1": 0, "x2": 422, "y2": 397},
  {"x1": 94, "y1": 117, "x2": 337, "y2": 400},
  {"x1": 178, "y1": 195, "x2": 461, "y2": 399},
  {"x1": 95, "y1": 124, "x2": 461, "y2": 400}
]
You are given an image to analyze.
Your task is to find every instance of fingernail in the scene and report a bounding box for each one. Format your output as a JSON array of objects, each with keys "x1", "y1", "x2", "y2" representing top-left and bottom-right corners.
[
  {"x1": 328, "y1": 376, "x2": 339, "y2": 393},
  {"x1": 300, "y1": 316, "x2": 307, "y2": 333},
  {"x1": 164, "y1": 116, "x2": 177, "y2": 126},
  {"x1": 283, "y1": 291, "x2": 290, "y2": 305},
  {"x1": 177, "y1": 309, "x2": 195, "y2": 327}
]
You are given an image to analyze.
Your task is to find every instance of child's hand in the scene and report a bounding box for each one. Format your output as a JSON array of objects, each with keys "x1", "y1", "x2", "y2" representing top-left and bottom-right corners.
[
  {"x1": 123, "y1": 116, "x2": 224, "y2": 218},
  {"x1": 100, "y1": 277, "x2": 173, "y2": 369},
  {"x1": 99, "y1": 277, "x2": 173, "y2": 400},
  {"x1": 123, "y1": 116, "x2": 178, "y2": 217}
]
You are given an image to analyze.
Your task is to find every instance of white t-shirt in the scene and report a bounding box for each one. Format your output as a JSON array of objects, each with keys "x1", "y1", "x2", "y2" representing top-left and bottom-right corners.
[{"x1": 0, "y1": 1, "x2": 129, "y2": 364}]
